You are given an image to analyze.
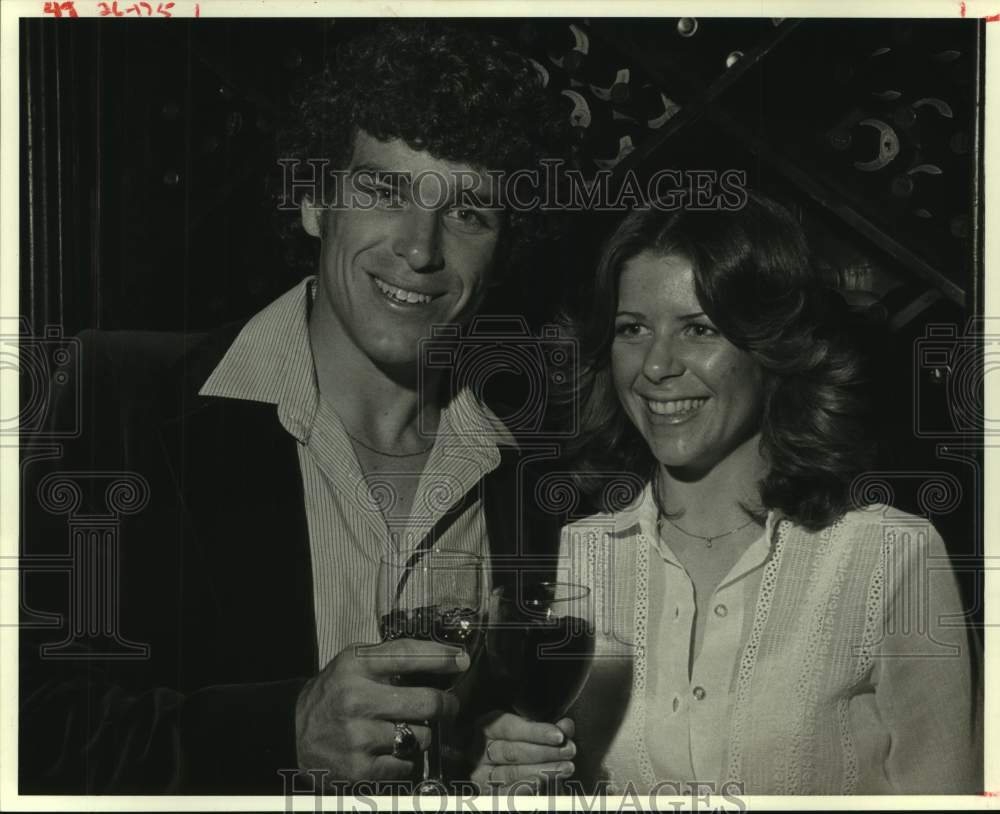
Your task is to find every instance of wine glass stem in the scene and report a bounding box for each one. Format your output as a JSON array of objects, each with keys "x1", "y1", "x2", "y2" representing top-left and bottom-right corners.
[
  {"x1": 428, "y1": 720, "x2": 442, "y2": 779},
  {"x1": 415, "y1": 721, "x2": 443, "y2": 792}
]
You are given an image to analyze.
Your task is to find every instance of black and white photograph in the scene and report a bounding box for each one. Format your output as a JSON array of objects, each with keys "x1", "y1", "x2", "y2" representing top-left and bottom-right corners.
[{"x1": 2, "y1": 2, "x2": 993, "y2": 809}]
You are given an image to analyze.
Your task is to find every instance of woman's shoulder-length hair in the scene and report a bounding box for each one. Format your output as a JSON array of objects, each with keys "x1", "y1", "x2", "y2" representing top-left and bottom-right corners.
[{"x1": 563, "y1": 191, "x2": 876, "y2": 532}]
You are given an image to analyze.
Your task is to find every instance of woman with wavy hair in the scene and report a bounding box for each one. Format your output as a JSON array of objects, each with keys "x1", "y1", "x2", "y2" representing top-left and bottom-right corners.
[{"x1": 474, "y1": 192, "x2": 981, "y2": 795}]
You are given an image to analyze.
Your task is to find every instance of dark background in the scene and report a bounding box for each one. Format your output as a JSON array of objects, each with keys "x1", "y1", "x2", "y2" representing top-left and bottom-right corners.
[{"x1": 19, "y1": 17, "x2": 987, "y2": 624}]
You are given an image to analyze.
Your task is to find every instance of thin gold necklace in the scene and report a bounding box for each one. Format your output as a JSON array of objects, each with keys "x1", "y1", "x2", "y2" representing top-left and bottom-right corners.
[
  {"x1": 652, "y1": 472, "x2": 756, "y2": 549},
  {"x1": 656, "y1": 511, "x2": 755, "y2": 549},
  {"x1": 346, "y1": 430, "x2": 434, "y2": 458}
]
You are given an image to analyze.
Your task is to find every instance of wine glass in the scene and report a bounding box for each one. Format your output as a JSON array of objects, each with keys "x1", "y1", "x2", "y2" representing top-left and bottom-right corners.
[
  {"x1": 377, "y1": 546, "x2": 485, "y2": 792},
  {"x1": 486, "y1": 580, "x2": 594, "y2": 723}
]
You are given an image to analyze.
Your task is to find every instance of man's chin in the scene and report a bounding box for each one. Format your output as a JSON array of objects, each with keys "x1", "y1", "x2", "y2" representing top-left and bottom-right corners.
[{"x1": 377, "y1": 358, "x2": 437, "y2": 392}]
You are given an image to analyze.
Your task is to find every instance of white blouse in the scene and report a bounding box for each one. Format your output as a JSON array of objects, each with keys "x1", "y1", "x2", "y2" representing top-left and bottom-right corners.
[{"x1": 557, "y1": 483, "x2": 981, "y2": 795}]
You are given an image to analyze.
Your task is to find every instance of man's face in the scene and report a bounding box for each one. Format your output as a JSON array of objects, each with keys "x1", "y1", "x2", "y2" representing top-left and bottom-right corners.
[{"x1": 303, "y1": 130, "x2": 504, "y2": 373}]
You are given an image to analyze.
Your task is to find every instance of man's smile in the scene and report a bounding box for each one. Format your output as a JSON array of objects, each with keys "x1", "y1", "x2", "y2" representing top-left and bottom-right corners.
[{"x1": 369, "y1": 273, "x2": 441, "y2": 306}]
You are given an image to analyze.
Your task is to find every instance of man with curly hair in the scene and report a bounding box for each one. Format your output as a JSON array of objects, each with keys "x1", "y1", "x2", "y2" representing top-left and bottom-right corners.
[{"x1": 21, "y1": 21, "x2": 572, "y2": 794}]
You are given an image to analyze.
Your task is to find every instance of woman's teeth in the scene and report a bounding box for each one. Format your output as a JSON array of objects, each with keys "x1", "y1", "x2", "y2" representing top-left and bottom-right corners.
[
  {"x1": 646, "y1": 398, "x2": 708, "y2": 415},
  {"x1": 373, "y1": 277, "x2": 433, "y2": 305}
]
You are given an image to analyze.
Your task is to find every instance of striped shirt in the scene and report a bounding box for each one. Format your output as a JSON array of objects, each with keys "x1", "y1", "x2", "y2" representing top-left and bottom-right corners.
[{"x1": 200, "y1": 277, "x2": 515, "y2": 668}]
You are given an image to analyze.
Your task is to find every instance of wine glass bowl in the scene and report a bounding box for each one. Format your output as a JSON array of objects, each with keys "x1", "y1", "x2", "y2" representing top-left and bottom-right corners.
[
  {"x1": 378, "y1": 604, "x2": 482, "y2": 691},
  {"x1": 377, "y1": 547, "x2": 485, "y2": 671},
  {"x1": 486, "y1": 580, "x2": 594, "y2": 722}
]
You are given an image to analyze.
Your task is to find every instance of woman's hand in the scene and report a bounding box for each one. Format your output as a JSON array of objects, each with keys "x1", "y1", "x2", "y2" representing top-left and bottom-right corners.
[{"x1": 471, "y1": 711, "x2": 576, "y2": 793}]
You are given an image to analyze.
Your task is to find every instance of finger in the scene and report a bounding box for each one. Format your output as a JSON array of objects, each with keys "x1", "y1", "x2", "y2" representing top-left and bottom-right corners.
[
  {"x1": 368, "y1": 684, "x2": 460, "y2": 723},
  {"x1": 484, "y1": 738, "x2": 576, "y2": 766},
  {"x1": 482, "y1": 712, "x2": 567, "y2": 746},
  {"x1": 371, "y1": 721, "x2": 433, "y2": 756},
  {"x1": 369, "y1": 753, "x2": 423, "y2": 782},
  {"x1": 555, "y1": 717, "x2": 576, "y2": 739},
  {"x1": 479, "y1": 761, "x2": 575, "y2": 788},
  {"x1": 354, "y1": 639, "x2": 470, "y2": 679}
]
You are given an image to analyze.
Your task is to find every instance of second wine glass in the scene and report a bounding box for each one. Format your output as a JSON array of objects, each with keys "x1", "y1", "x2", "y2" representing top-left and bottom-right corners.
[{"x1": 486, "y1": 580, "x2": 594, "y2": 723}]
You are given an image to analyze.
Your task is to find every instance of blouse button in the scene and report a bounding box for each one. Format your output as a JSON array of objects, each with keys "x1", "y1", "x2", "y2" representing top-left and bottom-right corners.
[
  {"x1": 674, "y1": 606, "x2": 680, "y2": 619},
  {"x1": 693, "y1": 686, "x2": 706, "y2": 701},
  {"x1": 672, "y1": 696, "x2": 680, "y2": 712},
  {"x1": 714, "y1": 603, "x2": 728, "y2": 617}
]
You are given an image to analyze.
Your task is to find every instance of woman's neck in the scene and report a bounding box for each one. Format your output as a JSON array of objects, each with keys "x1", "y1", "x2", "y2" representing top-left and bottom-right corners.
[{"x1": 655, "y1": 433, "x2": 768, "y2": 530}]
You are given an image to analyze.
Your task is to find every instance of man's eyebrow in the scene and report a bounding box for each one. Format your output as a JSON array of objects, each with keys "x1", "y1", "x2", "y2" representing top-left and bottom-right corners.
[
  {"x1": 350, "y1": 164, "x2": 411, "y2": 185},
  {"x1": 452, "y1": 191, "x2": 503, "y2": 211}
]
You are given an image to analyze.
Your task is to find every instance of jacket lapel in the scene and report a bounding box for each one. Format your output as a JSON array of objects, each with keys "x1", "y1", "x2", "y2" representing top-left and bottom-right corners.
[{"x1": 157, "y1": 328, "x2": 318, "y2": 684}]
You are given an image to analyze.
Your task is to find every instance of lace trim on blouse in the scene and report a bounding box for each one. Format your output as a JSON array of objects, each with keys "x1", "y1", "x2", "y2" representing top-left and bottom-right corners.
[{"x1": 724, "y1": 518, "x2": 789, "y2": 786}]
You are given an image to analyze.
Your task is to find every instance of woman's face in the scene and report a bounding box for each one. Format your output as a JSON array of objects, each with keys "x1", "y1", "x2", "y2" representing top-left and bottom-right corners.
[{"x1": 611, "y1": 250, "x2": 765, "y2": 478}]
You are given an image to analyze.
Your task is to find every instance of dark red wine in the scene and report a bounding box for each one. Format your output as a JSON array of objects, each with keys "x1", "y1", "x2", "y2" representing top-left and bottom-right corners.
[
  {"x1": 487, "y1": 615, "x2": 594, "y2": 721},
  {"x1": 379, "y1": 605, "x2": 482, "y2": 691}
]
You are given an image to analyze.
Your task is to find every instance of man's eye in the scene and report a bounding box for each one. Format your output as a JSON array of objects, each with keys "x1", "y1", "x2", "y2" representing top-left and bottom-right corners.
[{"x1": 373, "y1": 184, "x2": 405, "y2": 208}]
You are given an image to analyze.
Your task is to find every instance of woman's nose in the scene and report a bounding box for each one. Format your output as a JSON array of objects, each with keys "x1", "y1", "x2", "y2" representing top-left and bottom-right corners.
[{"x1": 642, "y1": 335, "x2": 684, "y2": 382}]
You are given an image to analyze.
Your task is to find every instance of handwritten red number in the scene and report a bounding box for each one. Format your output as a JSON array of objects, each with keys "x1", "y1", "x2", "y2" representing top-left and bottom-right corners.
[
  {"x1": 42, "y1": 1, "x2": 79, "y2": 16},
  {"x1": 156, "y1": 1, "x2": 175, "y2": 15}
]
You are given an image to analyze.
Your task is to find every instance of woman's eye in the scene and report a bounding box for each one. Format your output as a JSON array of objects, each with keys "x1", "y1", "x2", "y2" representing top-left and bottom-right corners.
[
  {"x1": 445, "y1": 207, "x2": 491, "y2": 231},
  {"x1": 614, "y1": 322, "x2": 647, "y2": 338},
  {"x1": 683, "y1": 323, "x2": 719, "y2": 338}
]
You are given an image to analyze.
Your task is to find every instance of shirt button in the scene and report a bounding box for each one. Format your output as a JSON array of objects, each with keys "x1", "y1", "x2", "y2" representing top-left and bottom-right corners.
[
  {"x1": 672, "y1": 696, "x2": 680, "y2": 712},
  {"x1": 693, "y1": 686, "x2": 706, "y2": 701},
  {"x1": 714, "y1": 604, "x2": 728, "y2": 617}
]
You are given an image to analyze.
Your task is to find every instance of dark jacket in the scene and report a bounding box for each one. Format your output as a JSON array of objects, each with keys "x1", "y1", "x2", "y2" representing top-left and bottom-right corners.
[{"x1": 19, "y1": 325, "x2": 563, "y2": 794}]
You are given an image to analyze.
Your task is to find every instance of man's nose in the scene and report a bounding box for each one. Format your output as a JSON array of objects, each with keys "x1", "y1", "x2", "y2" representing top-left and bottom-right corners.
[
  {"x1": 642, "y1": 334, "x2": 684, "y2": 382},
  {"x1": 392, "y1": 208, "x2": 444, "y2": 273}
]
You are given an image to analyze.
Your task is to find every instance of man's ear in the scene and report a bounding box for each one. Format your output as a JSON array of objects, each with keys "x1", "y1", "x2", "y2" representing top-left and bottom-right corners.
[{"x1": 300, "y1": 198, "x2": 323, "y2": 238}]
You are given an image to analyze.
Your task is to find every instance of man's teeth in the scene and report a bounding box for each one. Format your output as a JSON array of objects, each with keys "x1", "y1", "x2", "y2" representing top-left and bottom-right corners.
[
  {"x1": 373, "y1": 277, "x2": 433, "y2": 304},
  {"x1": 646, "y1": 398, "x2": 708, "y2": 415}
]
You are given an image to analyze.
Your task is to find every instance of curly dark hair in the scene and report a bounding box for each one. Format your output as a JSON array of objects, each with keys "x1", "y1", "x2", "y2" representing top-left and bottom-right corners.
[
  {"x1": 566, "y1": 192, "x2": 875, "y2": 531},
  {"x1": 277, "y1": 20, "x2": 571, "y2": 278}
]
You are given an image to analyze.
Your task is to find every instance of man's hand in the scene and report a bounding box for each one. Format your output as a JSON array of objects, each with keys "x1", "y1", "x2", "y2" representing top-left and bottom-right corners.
[
  {"x1": 471, "y1": 712, "x2": 576, "y2": 793},
  {"x1": 295, "y1": 638, "x2": 469, "y2": 782}
]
